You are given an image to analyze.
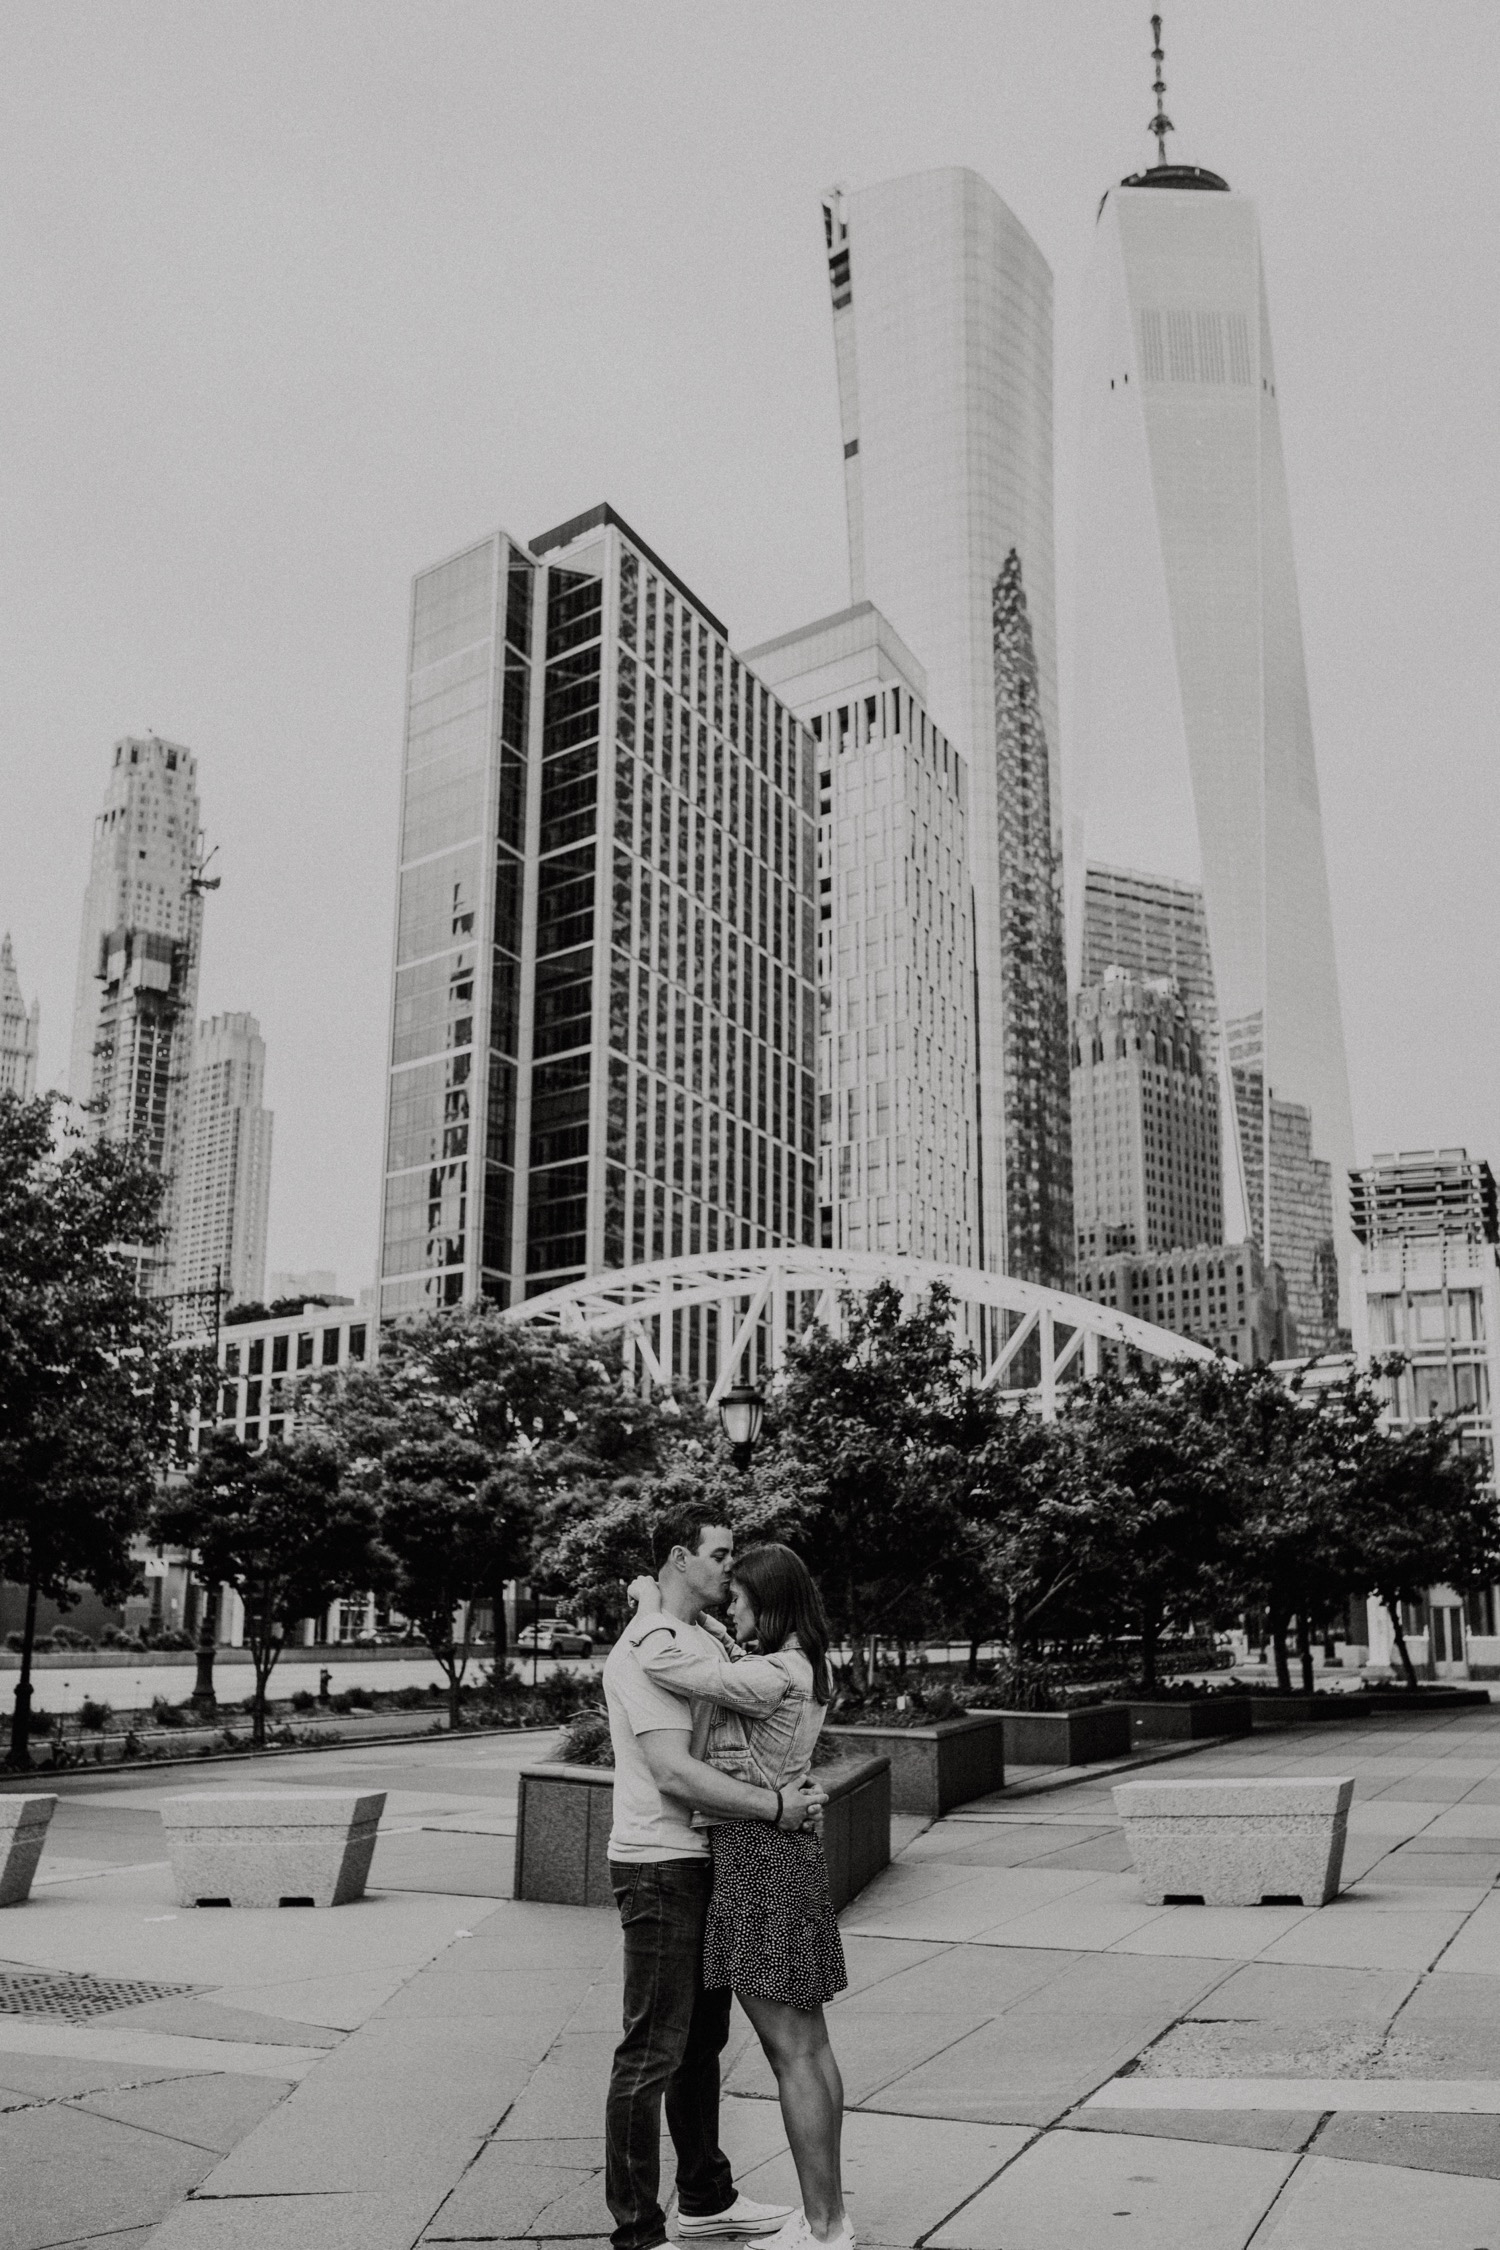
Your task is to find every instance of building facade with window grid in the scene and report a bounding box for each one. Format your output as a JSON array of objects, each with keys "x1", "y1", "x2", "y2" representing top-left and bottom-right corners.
[
  {"x1": 1077, "y1": 1237, "x2": 1287, "y2": 1364},
  {"x1": 1071, "y1": 968, "x2": 1222, "y2": 1266},
  {"x1": 68, "y1": 736, "x2": 204, "y2": 1293},
  {"x1": 379, "y1": 506, "x2": 818, "y2": 1374},
  {"x1": 0, "y1": 934, "x2": 39, "y2": 1098},
  {"x1": 177, "y1": 1012, "x2": 273, "y2": 1311},
  {"x1": 214, "y1": 1304, "x2": 372, "y2": 1450},
  {"x1": 1349, "y1": 1150, "x2": 1500, "y2": 1678},
  {"x1": 743, "y1": 602, "x2": 974, "y2": 1266}
]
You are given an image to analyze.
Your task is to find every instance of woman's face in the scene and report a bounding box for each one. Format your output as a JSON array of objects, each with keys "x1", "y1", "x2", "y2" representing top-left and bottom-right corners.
[{"x1": 728, "y1": 1582, "x2": 758, "y2": 1644}]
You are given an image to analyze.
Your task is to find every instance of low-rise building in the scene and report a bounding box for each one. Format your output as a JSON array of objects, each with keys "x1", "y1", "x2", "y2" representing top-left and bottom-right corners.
[
  {"x1": 1075, "y1": 1237, "x2": 1288, "y2": 1363},
  {"x1": 1350, "y1": 1148, "x2": 1500, "y2": 1678}
]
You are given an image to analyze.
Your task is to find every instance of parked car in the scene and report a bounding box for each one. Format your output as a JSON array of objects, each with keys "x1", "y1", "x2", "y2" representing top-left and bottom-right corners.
[{"x1": 516, "y1": 1623, "x2": 594, "y2": 1659}]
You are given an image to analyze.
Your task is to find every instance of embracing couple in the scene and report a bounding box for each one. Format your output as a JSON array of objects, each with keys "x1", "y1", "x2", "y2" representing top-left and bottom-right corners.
[{"x1": 600, "y1": 1503, "x2": 851, "y2": 2250}]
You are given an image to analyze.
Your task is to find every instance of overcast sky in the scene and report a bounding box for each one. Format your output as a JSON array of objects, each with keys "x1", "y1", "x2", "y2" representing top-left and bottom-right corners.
[{"x1": 2, "y1": 1, "x2": 1496, "y2": 1293}]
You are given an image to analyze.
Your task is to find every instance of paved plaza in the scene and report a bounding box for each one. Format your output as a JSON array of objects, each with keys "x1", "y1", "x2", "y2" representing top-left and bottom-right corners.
[{"x1": 9, "y1": 1710, "x2": 1500, "y2": 2247}]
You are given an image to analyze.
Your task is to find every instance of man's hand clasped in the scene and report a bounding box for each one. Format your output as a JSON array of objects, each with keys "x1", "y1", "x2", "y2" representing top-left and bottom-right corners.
[{"x1": 780, "y1": 1776, "x2": 826, "y2": 1835}]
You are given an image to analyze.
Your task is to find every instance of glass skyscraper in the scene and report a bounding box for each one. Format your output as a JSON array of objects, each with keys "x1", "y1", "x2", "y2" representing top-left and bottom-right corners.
[
  {"x1": 821, "y1": 170, "x2": 1069, "y2": 1287},
  {"x1": 1072, "y1": 155, "x2": 1355, "y2": 1343},
  {"x1": 744, "y1": 601, "x2": 976, "y2": 1269},
  {"x1": 379, "y1": 506, "x2": 817, "y2": 1348}
]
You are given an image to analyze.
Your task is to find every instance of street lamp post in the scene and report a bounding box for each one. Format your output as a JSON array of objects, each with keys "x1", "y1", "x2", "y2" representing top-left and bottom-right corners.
[{"x1": 717, "y1": 1383, "x2": 765, "y2": 1475}]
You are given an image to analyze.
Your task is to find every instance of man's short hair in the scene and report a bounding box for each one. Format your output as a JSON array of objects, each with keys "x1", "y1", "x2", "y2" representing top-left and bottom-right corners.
[{"x1": 649, "y1": 1503, "x2": 728, "y2": 1573}]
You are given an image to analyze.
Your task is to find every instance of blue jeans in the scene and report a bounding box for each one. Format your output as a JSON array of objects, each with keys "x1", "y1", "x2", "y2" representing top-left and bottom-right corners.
[{"x1": 607, "y1": 1857, "x2": 736, "y2": 2250}]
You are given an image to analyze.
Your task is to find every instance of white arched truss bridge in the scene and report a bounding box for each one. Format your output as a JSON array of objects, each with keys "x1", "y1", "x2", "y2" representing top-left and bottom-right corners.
[{"x1": 505, "y1": 1249, "x2": 1212, "y2": 1418}]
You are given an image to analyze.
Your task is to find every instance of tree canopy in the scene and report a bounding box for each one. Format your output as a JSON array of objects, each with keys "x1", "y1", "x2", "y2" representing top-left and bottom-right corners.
[{"x1": 0, "y1": 1093, "x2": 206, "y2": 1767}]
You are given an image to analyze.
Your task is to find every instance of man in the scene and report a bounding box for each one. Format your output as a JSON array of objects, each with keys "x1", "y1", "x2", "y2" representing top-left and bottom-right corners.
[{"x1": 603, "y1": 1502, "x2": 826, "y2": 2250}]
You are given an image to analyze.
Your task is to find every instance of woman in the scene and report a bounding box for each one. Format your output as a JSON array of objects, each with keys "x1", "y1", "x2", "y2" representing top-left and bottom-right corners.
[{"x1": 628, "y1": 1543, "x2": 851, "y2": 2250}]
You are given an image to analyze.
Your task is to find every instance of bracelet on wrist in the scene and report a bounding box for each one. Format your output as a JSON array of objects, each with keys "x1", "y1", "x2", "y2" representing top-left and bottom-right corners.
[{"x1": 768, "y1": 1788, "x2": 783, "y2": 1826}]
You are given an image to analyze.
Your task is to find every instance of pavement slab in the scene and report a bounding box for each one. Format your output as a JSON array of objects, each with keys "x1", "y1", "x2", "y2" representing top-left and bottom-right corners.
[
  {"x1": 1066, "y1": 2107, "x2": 1322, "y2": 2150},
  {"x1": 73, "y1": 2069, "x2": 292, "y2": 2154},
  {"x1": 925, "y1": 2124, "x2": 1294, "y2": 2250},
  {"x1": 1252, "y1": 2152, "x2": 1500, "y2": 2248},
  {"x1": 0, "y1": 2098, "x2": 225, "y2": 2250},
  {"x1": 736, "y1": 2110, "x2": 1032, "y2": 2247},
  {"x1": 1312, "y1": 2111, "x2": 1500, "y2": 2178}
]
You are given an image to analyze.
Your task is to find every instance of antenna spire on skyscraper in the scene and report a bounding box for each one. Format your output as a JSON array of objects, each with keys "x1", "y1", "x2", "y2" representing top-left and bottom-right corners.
[{"x1": 1149, "y1": 14, "x2": 1173, "y2": 166}]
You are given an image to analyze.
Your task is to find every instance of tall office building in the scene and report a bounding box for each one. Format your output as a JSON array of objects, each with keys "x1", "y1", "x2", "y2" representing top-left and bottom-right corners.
[
  {"x1": 744, "y1": 602, "x2": 975, "y2": 1266},
  {"x1": 177, "y1": 1012, "x2": 273, "y2": 1312},
  {"x1": 1071, "y1": 968, "x2": 1221, "y2": 1264},
  {"x1": 1081, "y1": 864, "x2": 1216, "y2": 1037},
  {"x1": 822, "y1": 171, "x2": 1070, "y2": 1285},
  {"x1": 1072, "y1": 134, "x2": 1354, "y2": 1345},
  {"x1": 68, "y1": 736, "x2": 204, "y2": 1289},
  {"x1": 379, "y1": 505, "x2": 817, "y2": 1377},
  {"x1": 0, "y1": 935, "x2": 39, "y2": 1097}
]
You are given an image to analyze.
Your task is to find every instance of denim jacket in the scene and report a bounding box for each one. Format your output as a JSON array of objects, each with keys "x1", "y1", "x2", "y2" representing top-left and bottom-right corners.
[{"x1": 633, "y1": 1624, "x2": 826, "y2": 1814}]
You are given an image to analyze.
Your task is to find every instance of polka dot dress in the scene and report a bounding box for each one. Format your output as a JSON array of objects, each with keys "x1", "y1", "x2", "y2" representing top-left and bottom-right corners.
[{"x1": 703, "y1": 1821, "x2": 848, "y2": 2011}]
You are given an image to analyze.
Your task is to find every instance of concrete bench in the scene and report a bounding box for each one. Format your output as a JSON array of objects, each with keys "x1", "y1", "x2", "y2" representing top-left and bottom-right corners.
[
  {"x1": 160, "y1": 1790, "x2": 386, "y2": 1908},
  {"x1": 0, "y1": 1795, "x2": 57, "y2": 1906},
  {"x1": 1114, "y1": 1776, "x2": 1355, "y2": 1907}
]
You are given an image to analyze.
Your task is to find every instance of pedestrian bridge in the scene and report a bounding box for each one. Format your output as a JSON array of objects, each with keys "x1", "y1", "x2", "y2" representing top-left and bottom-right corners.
[{"x1": 504, "y1": 1248, "x2": 1211, "y2": 1418}]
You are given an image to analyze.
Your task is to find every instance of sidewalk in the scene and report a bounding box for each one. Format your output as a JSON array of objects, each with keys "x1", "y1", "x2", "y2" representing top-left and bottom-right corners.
[{"x1": 9, "y1": 1710, "x2": 1500, "y2": 2248}]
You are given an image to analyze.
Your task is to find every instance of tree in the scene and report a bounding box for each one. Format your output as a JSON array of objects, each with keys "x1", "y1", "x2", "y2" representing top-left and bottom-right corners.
[
  {"x1": 1211, "y1": 1362, "x2": 1358, "y2": 1691},
  {"x1": 1056, "y1": 1358, "x2": 1242, "y2": 1691},
  {"x1": 0, "y1": 1094, "x2": 205, "y2": 1769},
  {"x1": 153, "y1": 1432, "x2": 378, "y2": 1745},
  {"x1": 311, "y1": 1305, "x2": 696, "y2": 1710},
  {"x1": 1318, "y1": 1363, "x2": 1500, "y2": 1689},
  {"x1": 748, "y1": 1283, "x2": 997, "y2": 1689}
]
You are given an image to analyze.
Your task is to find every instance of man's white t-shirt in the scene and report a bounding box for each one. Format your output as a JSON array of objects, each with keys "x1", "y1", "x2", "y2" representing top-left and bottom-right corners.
[{"x1": 603, "y1": 1613, "x2": 725, "y2": 1862}]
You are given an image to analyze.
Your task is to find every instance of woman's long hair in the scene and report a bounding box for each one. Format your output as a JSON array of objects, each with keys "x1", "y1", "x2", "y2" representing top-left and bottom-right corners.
[{"x1": 732, "y1": 1543, "x2": 833, "y2": 1704}]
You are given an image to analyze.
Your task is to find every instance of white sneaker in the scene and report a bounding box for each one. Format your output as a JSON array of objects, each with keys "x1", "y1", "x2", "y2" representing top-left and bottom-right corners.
[
  {"x1": 678, "y1": 2197, "x2": 796, "y2": 2239},
  {"x1": 757, "y1": 2216, "x2": 856, "y2": 2250}
]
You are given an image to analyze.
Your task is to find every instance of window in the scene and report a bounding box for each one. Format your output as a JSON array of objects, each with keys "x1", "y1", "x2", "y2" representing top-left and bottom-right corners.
[
  {"x1": 297, "y1": 1332, "x2": 315, "y2": 1369},
  {"x1": 248, "y1": 1340, "x2": 264, "y2": 1375},
  {"x1": 271, "y1": 1335, "x2": 288, "y2": 1373},
  {"x1": 322, "y1": 1329, "x2": 341, "y2": 1367}
]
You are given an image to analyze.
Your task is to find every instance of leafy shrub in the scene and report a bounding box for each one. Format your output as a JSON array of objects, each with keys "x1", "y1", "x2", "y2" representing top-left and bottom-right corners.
[
  {"x1": 535, "y1": 1666, "x2": 591, "y2": 1723},
  {"x1": 328, "y1": 1692, "x2": 352, "y2": 1714},
  {"x1": 344, "y1": 1685, "x2": 375, "y2": 1709},
  {"x1": 149, "y1": 1696, "x2": 187, "y2": 1728},
  {"x1": 291, "y1": 1690, "x2": 316, "y2": 1712},
  {"x1": 31, "y1": 1636, "x2": 56, "y2": 1655},
  {"x1": 144, "y1": 1628, "x2": 195, "y2": 1652},
  {"x1": 390, "y1": 1684, "x2": 432, "y2": 1709},
  {"x1": 51, "y1": 1626, "x2": 95, "y2": 1650},
  {"x1": 78, "y1": 1699, "x2": 112, "y2": 1731},
  {"x1": 100, "y1": 1625, "x2": 145, "y2": 1650},
  {"x1": 557, "y1": 1708, "x2": 613, "y2": 1766}
]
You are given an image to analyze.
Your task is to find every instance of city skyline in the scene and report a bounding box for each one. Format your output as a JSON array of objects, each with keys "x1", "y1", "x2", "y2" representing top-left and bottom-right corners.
[{"x1": 1, "y1": 8, "x2": 1495, "y2": 1289}]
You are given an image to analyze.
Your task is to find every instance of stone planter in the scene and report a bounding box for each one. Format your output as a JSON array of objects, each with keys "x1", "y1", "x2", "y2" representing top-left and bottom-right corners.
[
  {"x1": 985, "y1": 1705, "x2": 1131, "y2": 1767},
  {"x1": 824, "y1": 1714, "x2": 1005, "y2": 1816},
  {"x1": 1249, "y1": 1695, "x2": 1372, "y2": 1729},
  {"x1": 1119, "y1": 1696, "x2": 1252, "y2": 1743},
  {"x1": 1114, "y1": 1775, "x2": 1356, "y2": 1906},
  {"x1": 1355, "y1": 1687, "x2": 1492, "y2": 1711},
  {"x1": 0, "y1": 1795, "x2": 56, "y2": 1906},
  {"x1": 160, "y1": 1790, "x2": 386, "y2": 1907},
  {"x1": 513, "y1": 1752, "x2": 892, "y2": 1914}
]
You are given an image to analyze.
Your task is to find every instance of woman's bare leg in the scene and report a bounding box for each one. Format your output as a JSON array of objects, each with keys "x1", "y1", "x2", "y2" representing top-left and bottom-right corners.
[{"x1": 737, "y1": 1991, "x2": 846, "y2": 2239}]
